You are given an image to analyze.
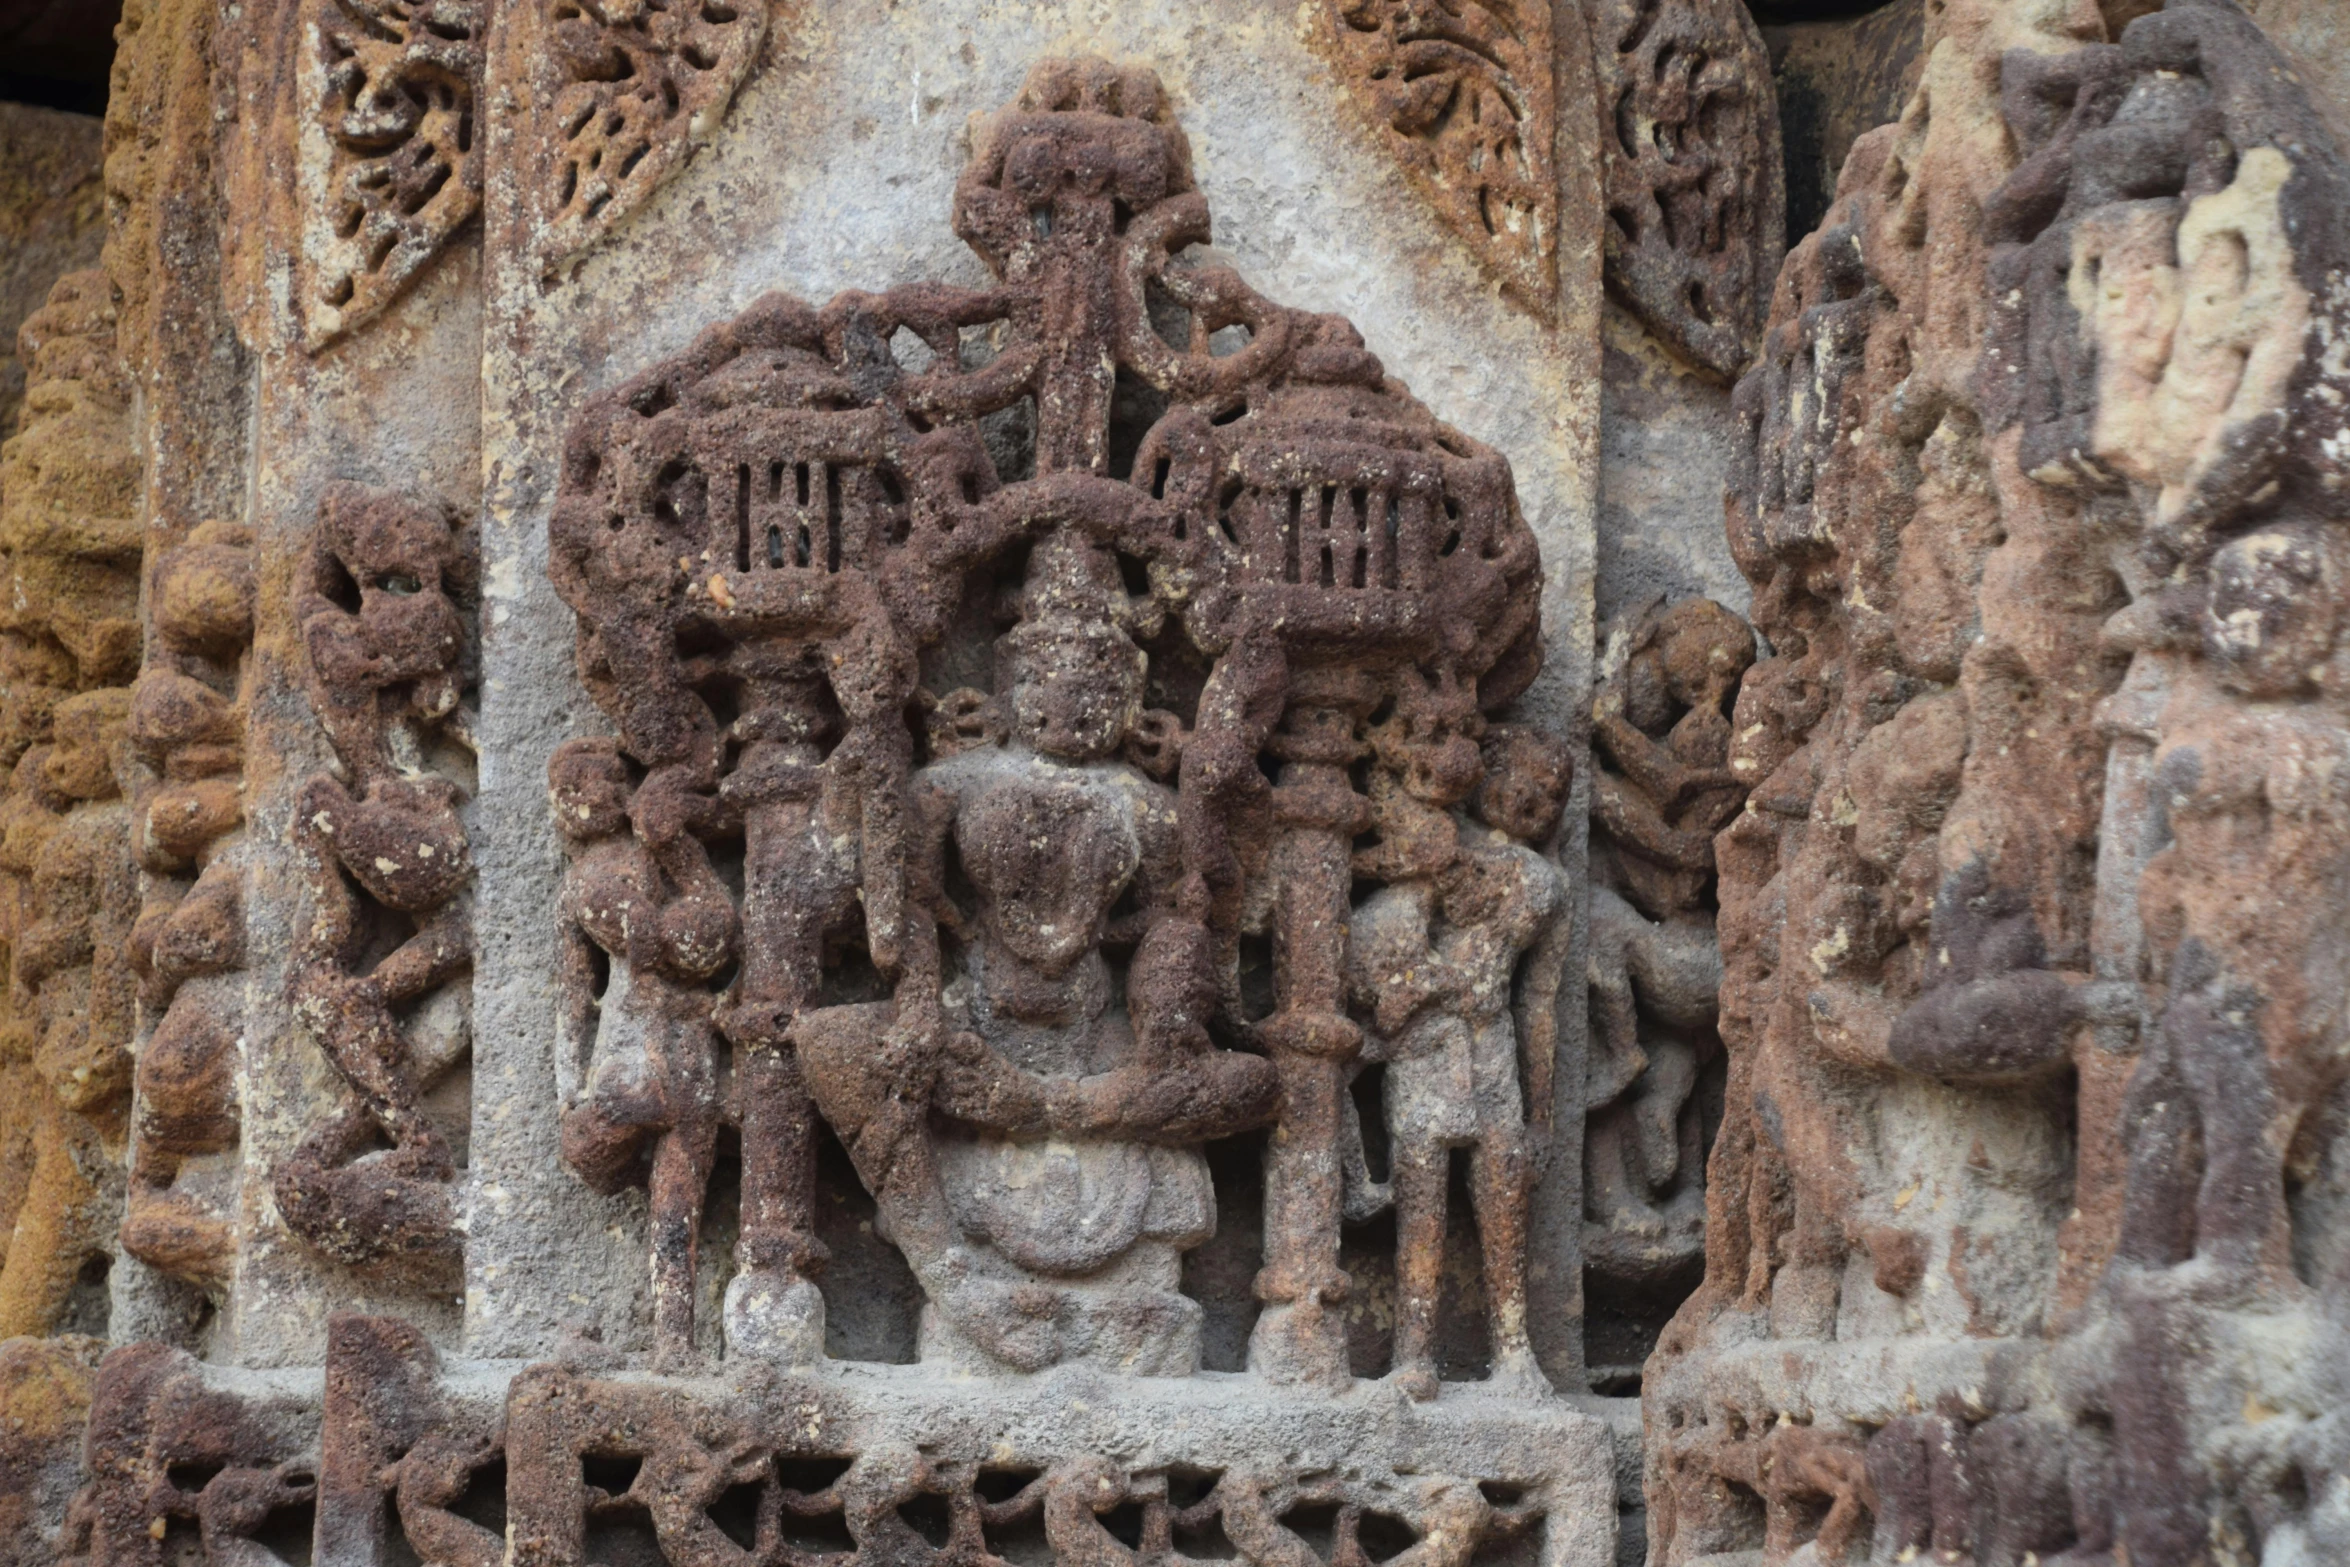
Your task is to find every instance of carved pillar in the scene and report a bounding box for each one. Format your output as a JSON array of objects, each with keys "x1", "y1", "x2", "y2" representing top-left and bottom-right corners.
[{"x1": 1248, "y1": 676, "x2": 1373, "y2": 1386}]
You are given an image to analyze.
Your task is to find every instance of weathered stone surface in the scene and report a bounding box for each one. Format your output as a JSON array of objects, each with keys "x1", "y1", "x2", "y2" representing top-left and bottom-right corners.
[
  {"x1": 1589, "y1": 0, "x2": 1786, "y2": 379},
  {"x1": 14, "y1": 0, "x2": 2350, "y2": 1561},
  {"x1": 1646, "y1": 0, "x2": 2350, "y2": 1561},
  {"x1": 0, "y1": 106, "x2": 104, "y2": 441}
]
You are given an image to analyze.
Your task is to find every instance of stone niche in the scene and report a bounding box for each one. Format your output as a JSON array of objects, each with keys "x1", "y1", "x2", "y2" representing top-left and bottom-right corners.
[{"x1": 0, "y1": 0, "x2": 1798, "y2": 1558}]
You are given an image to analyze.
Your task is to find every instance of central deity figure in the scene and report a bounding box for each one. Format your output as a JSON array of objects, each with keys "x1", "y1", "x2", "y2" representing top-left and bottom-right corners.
[{"x1": 800, "y1": 528, "x2": 1275, "y2": 1373}]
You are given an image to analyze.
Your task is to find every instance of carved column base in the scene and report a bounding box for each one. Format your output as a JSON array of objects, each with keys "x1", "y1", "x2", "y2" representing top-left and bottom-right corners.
[{"x1": 723, "y1": 1268, "x2": 827, "y2": 1367}]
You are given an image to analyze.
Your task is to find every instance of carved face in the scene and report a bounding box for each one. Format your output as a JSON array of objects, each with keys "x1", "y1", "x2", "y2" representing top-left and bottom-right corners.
[
  {"x1": 2202, "y1": 525, "x2": 2336, "y2": 698},
  {"x1": 1004, "y1": 617, "x2": 1144, "y2": 762},
  {"x1": 319, "y1": 487, "x2": 467, "y2": 691},
  {"x1": 1471, "y1": 726, "x2": 1571, "y2": 845}
]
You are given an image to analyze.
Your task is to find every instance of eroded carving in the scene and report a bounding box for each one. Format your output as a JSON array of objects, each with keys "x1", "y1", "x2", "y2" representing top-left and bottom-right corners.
[
  {"x1": 275, "y1": 483, "x2": 477, "y2": 1275},
  {"x1": 1588, "y1": 0, "x2": 1783, "y2": 378},
  {"x1": 551, "y1": 58, "x2": 1550, "y2": 1386},
  {"x1": 299, "y1": 0, "x2": 486, "y2": 348},
  {"x1": 0, "y1": 269, "x2": 141, "y2": 1339},
  {"x1": 120, "y1": 520, "x2": 255, "y2": 1295},
  {"x1": 535, "y1": 0, "x2": 768, "y2": 272},
  {"x1": 1315, "y1": 0, "x2": 1558, "y2": 315},
  {"x1": 502, "y1": 1360, "x2": 1554, "y2": 1567},
  {"x1": 1580, "y1": 597, "x2": 1751, "y2": 1380},
  {"x1": 56, "y1": 1343, "x2": 317, "y2": 1567},
  {"x1": 1646, "y1": 0, "x2": 2350, "y2": 1562},
  {"x1": 1347, "y1": 723, "x2": 1574, "y2": 1399}
]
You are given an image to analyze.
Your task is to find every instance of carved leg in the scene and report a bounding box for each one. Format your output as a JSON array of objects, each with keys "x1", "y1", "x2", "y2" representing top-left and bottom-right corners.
[
  {"x1": 721, "y1": 767, "x2": 844, "y2": 1363},
  {"x1": 1390, "y1": 1140, "x2": 1445, "y2": 1400},
  {"x1": 1469, "y1": 1124, "x2": 1546, "y2": 1393},
  {"x1": 647, "y1": 1115, "x2": 717, "y2": 1372},
  {"x1": 2115, "y1": 1030, "x2": 2200, "y2": 1269},
  {"x1": 2173, "y1": 986, "x2": 2286, "y2": 1284}
]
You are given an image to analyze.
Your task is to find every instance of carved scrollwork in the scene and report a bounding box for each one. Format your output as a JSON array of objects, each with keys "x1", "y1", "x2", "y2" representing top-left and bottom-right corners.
[
  {"x1": 1588, "y1": 0, "x2": 1783, "y2": 379},
  {"x1": 537, "y1": 0, "x2": 768, "y2": 272},
  {"x1": 300, "y1": 0, "x2": 487, "y2": 349},
  {"x1": 1316, "y1": 0, "x2": 1558, "y2": 316}
]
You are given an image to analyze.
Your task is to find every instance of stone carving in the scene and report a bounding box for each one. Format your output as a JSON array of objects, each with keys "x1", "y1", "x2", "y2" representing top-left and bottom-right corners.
[
  {"x1": 1587, "y1": 0, "x2": 1783, "y2": 379},
  {"x1": 0, "y1": 270, "x2": 141, "y2": 1339},
  {"x1": 534, "y1": 0, "x2": 769, "y2": 272},
  {"x1": 500, "y1": 1360, "x2": 1558, "y2": 1567},
  {"x1": 120, "y1": 520, "x2": 255, "y2": 1295},
  {"x1": 1314, "y1": 0, "x2": 1558, "y2": 315},
  {"x1": 299, "y1": 0, "x2": 487, "y2": 348},
  {"x1": 1581, "y1": 597, "x2": 1751, "y2": 1377},
  {"x1": 1347, "y1": 723, "x2": 1575, "y2": 1399},
  {"x1": 56, "y1": 1342, "x2": 318, "y2": 1567},
  {"x1": 275, "y1": 483, "x2": 477, "y2": 1275},
  {"x1": 0, "y1": 1336, "x2": 103, "y2": 1567},
  {"x1": 550, "y1": 57, "x2": 1549, "y2": 1385},
  {"x1": 1647, "y1": 0, "x2": 2350, "y2": 1562},
  {"x1": 319, "y1": 1313, "x2": 505, "y2": 1567}
]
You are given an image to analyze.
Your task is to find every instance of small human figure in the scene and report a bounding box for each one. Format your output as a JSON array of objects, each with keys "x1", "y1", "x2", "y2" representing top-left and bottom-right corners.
[
  {"x1": 1582, "y1": 599, "x2": 1754, "y2": 1281},
  {"x1": 550, "y1": 736, "x2": 736, "y2": 1368},
  {"x1": 2125, "y1": 518, "x2": 2350, "y2": 1289},
  {"x1": 274, "y1": 484, "x2": 478, "y2": 1271},
  {"x1": 1348, "y1": 725, "x2": 1573, "y2": 1399}
]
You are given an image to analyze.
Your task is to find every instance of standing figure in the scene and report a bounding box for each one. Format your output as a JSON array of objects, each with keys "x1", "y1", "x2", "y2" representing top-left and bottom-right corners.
[
  {"x1": 1582, "y1": 599, "x2": 1753, "y2": 1292},
  {"x1": 1348, "y1": 726, "x2": 1573, "y2": 1398},
  {"x1": 550, "y1": 737, "x2": 736, "y2": 1367},
  {"x1": 275, "y1": 484, "x2": 477, "y2": 1271}
]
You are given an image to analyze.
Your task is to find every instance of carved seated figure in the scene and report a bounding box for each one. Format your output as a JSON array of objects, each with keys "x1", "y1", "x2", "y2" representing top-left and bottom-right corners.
[{"x1": 796, "y1": 528, "x2": 1278, "y2": 1374}]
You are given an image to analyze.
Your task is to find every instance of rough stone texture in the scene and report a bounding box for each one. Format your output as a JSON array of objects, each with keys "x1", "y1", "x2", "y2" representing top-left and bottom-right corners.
[
  {"x1": 0, "y1": 0, "x2": 1668, "y2": 1556},
  {"x1": 0, "y1": 269, "x2": 140, "y2": 1345},
  {"x1": 14, "y1": 0, "x2": 2350, "y2": 1563},
  {"x1": 1588, "y1": 0, "x2": 1785, "y2": 380},
  {"x1": 0, "y1": 106, "x2": 104, "y2": 441},
  {"x1": 1762, "y1": 0, "x2": 1927, "y2": 243},
  {"x1": 1646, "y1": 0, "x2": 2350, "y2": 1562}
]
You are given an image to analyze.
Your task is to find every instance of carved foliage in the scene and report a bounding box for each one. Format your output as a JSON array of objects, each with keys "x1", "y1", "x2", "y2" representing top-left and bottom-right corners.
[
  {"x1": 300, "y1": 0, "x2": 487, "y2": 348},
  {"x1": 274, "y1": 484, "x2": 478, "y2": 1275},
  {"x1": 1589, "y1": 0, "x2": 1784, "y2": 378},
  {"x1": 1317, "y1": 0, "x2": 1557, "y2": 314},
  {"x1": 537, "y1": 0, "x2": 768, "y2": 271}
]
